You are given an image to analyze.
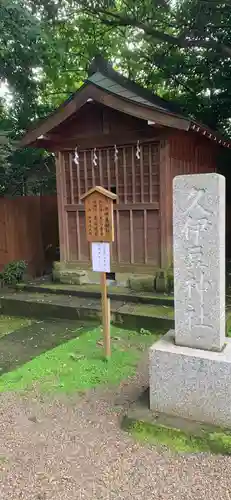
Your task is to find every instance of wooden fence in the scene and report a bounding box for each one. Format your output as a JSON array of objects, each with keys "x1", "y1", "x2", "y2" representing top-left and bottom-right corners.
[{"x1": 0, "y1": 195, "x2": 58, "y2": 276}]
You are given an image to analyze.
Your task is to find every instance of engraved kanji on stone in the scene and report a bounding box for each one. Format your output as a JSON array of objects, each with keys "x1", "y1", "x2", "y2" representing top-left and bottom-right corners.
[{"x1": 183, "y1": 187, "x2": 213, "y2": 245}]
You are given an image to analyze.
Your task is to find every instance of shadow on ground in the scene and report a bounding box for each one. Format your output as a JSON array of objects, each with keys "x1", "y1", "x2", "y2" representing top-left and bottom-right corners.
[{"x1": 0, "y1": 319, "x2": 98, "y2": 375}]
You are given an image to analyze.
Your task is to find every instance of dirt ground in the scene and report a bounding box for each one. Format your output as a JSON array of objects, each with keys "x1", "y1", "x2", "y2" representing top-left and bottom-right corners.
[{"x1": 0, "y1": 359, "x2": 231, "y2": 500}]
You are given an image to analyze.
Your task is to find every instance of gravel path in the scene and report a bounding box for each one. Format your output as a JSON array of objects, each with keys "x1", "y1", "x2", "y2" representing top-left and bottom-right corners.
[{"x1": 0, "y1": 362, "x2": 231, "y2": 500}]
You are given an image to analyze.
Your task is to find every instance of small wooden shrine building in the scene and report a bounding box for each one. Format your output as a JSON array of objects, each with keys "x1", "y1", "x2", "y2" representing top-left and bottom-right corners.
[{"x1": 21, "y1": 56, "x2": 231, "y2": 277}]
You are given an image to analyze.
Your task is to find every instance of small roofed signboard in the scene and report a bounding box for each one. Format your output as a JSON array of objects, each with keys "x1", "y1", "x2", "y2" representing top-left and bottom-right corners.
[
  {"x1": 81, "y1": 186, "x2": 117, "y2": 242},
  {"x1": 81, "y1": 186, "x2": 117, "y2": 360}
]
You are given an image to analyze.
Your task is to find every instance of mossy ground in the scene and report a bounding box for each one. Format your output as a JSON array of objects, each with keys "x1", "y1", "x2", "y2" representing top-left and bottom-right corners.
[
  {"x1": 3, "y1": 313, "x2": 231, "y2": 456},
  {"x1": 0, "y1": 316, "x2": 33, "y2": 339},
  {"x1": 124, "y1": 419, "x2": 231, "y2": 455},
  {"x1": 0, "y1": 325, "x2": 161, "y2": 394}
]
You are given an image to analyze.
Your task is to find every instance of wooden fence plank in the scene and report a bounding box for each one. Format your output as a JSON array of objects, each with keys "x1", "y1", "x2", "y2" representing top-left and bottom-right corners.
[
  {"x1": 76, "y1": 210, "x2": 81, "y2": 260},
  {"x1": 106, "y1": 149, "x2": 111, "y2": 191},
  {"x1": 0, "y1": 195, "x2": 58, "y2": 276},
  {"x1": 149, "y1": 144, "x2": 152, "y2": 202},
  {"x1": 123, "y1": 148, "x2": 127, "y2": 204},
  {"x1": 130, "y1": 209, "x2": 134, "y2": 263},
  {"x1": 144, "y1": 209, "x2": 148, "y2": 264},
  {"x1": 69, "y1": 153, "x2": 74, "y2": 204},
  {"x1": 131, "y1": 147, "x2": 135, "y2": 203},
  {"x1": 83, "y1": 151, "x2": 88, "y2": 193},
  {"x1": 140, "y1": 145, "x2": 144, "y2": 203}
]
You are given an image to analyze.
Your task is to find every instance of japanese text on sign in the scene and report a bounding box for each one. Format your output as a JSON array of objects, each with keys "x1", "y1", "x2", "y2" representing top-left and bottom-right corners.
[
  {"x1": 91, "y1": 242, "x2": 110, "y2": 273},
  {"x1": 84, "y1": 193, "x2": 114, "y2": 242}
]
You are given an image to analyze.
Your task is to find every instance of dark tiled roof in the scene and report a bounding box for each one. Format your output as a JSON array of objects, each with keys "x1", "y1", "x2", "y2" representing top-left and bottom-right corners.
[
  {"x1": 19, "y1": 55, "x2": 231, "y2": 149},
  {"x1": 87, "y1": 55, "x2": 183, "y2": 116},
  {"x1": 86, "y1": 56, "x2": 231, "y2": 149}
]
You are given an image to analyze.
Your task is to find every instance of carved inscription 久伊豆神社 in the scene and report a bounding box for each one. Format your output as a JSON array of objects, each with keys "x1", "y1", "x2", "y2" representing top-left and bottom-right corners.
[{"x1": 183, "y1": 187, "x2": 213, "y2": 331}]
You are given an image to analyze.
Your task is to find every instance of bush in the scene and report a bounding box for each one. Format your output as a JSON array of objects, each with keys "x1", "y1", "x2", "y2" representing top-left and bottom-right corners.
[{"x1": 0, "y1": 260, "x2": 27, "y2": 285}]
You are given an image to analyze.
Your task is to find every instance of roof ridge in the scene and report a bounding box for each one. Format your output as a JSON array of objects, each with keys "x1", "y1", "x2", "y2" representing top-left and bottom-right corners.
[{"x1": 88, "y1": 55, "x2": 184, "y2": 116}]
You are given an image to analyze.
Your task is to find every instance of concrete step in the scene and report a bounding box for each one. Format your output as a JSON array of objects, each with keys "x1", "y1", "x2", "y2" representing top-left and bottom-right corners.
[
  {"x1": 16, "y1": 282, "x2": 174, "y2": 307},
  {"x1": 0, "y1": 290, "x2": 174, "y2": 333}
]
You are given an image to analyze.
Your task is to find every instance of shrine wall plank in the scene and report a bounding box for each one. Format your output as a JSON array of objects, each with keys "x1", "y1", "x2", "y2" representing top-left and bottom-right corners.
[
  {"x1": 160, "y1": 130, "x2": 218, "y2": 267},
  {"x1": 59, "y1": 141, "x2": 161, "y2": 267}
]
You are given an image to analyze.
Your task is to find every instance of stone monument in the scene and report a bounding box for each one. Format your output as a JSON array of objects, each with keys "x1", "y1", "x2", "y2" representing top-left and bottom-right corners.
[
  {"x1": 149, "y1": 173, "x2": 231, "y2": 428},
  {"x1": 174, "y1": 174, "x2": 225, "y2": 352}
]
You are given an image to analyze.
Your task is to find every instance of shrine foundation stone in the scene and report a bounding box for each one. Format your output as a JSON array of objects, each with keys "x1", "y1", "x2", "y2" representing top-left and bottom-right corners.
[
  {"x1": 149, "y1": 173, "x2": 230, "y2": 427},
  {"x1": 150, "y1": 331, "x2": 231, "y2": 428}
]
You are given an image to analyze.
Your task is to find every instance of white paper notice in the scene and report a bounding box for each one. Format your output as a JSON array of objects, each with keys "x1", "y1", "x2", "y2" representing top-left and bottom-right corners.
[{"x1": 91, "y1": 242, "x2": 110, "y2": 273}]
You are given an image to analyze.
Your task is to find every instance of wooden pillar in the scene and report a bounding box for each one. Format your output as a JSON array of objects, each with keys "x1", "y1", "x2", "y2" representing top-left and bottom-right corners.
[
  {"x1": 55, "y1": 152, "x2": 67, "y2": 261},
  {"x1": 159, "y1": 139, "x2": 173, "y2": 268}
]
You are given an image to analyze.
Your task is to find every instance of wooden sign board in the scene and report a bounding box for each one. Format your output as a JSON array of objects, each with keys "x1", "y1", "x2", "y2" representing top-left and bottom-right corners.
[{"x1": 81, "y1": 186, "x2": 117, "y2": 243}]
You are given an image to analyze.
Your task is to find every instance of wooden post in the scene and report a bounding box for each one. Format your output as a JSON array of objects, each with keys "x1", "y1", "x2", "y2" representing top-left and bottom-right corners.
[
  {"x1": 81, "y1": 186, "x2": 117, "y2": 360},
  {"x1": 159, "y1": 140, "x2": 172, "y2": 268},
  {"x1": 101, "y1": 272, "x2": 111, "y2": 359}
]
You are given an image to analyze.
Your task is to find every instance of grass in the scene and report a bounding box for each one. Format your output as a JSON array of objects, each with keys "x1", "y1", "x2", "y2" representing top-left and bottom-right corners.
[
  {"x1": 124, "y1": 419, "x2": 231, "y2": 455},
  {"x1": 0, "y1": 325, "x2": 160, "y2": 394},
  {"x1": 0, "y1": 316, "x2": 34, "y2": 339}
]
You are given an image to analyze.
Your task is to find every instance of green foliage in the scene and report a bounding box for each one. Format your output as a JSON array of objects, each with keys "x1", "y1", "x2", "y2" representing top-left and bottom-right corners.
[
  {"x1": 0, "y1": 0, "x2": 58, "y2": 195},
  {"x1": 76, "y1": 0, "x2": 231, "y2": 134},
  {"x1": 0, "y1": 260, "x2": 27, "y2": 285},
  {"x1": 1, "y1": 0, "x2": 231, "y2": 195},
  {"x1": 2, "y1": 0, "x2": 231, "y2": 133},
  {"x1": 0, "y1": 131, "x2": 12, "y2": 173},
  {"x1": 0, "y1": 127, "x2": 56, "y2": 196}
]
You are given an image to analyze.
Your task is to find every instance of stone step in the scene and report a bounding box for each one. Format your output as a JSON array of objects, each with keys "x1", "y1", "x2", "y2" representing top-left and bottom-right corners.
[
  {"x1": 0, "y1": 291, "x2": 174, "y2": 333},
  {"x1": 16, "y1": 282, "x2": 174, "y2": 307}
]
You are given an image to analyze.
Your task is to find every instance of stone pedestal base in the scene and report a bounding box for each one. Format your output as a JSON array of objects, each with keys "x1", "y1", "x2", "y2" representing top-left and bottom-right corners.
[{"x1": 150, "y1": 331, "x2": 231, "y2": 428}]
